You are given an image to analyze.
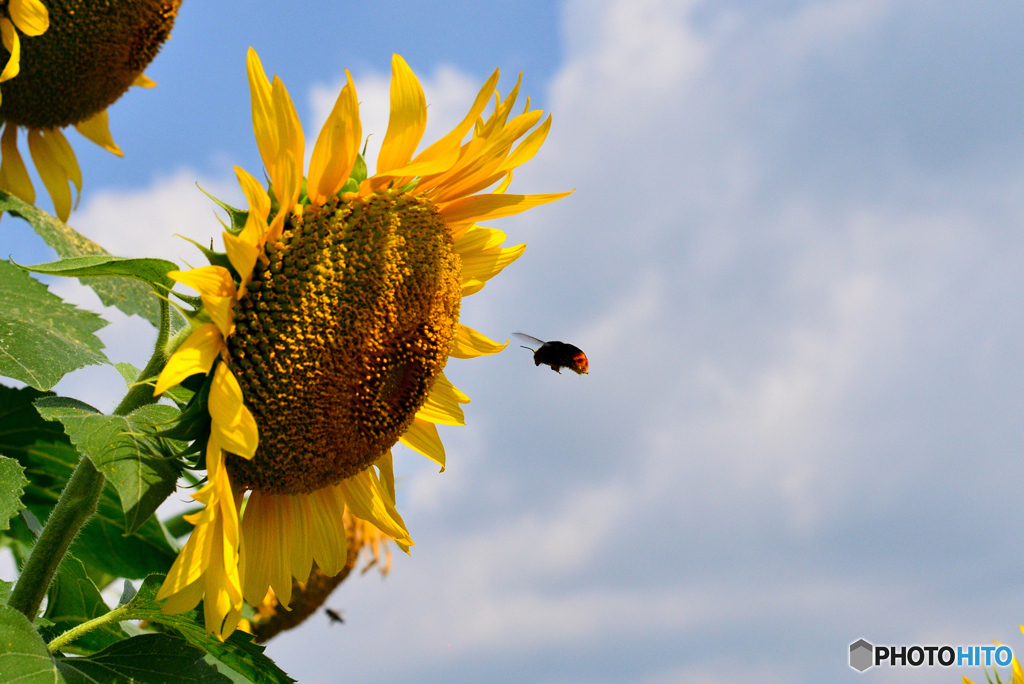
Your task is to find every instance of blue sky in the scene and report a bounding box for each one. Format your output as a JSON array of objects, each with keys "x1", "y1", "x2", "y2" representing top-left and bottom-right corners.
[{"x1": 6, "y1": 0, "x2": 1024, "y2": 682}]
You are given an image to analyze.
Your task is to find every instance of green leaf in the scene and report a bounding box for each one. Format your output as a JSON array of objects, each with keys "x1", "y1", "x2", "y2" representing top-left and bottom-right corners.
[
  {"x1": 35, "y1": 398, "x2": 181, "y2": 535},
  {"x1": 55, "y1": 633, "x2": 232, "y2": 684},
  {"x1": 0, "y1": 190, "x2": 169, "y2": 327},
  {"x1": 18, "y1": 256, "x2": 178, "y2": 291},
  {"x1": 42, "y1": 554, "x2": 129, "y2": 655},
  {"x1": 124, "y1": 576, "x2": 295, "y2": 684},
  {"x1": 0, "y1": 454, "x2": 27, "y2": 531},
  {"x1": 18, "y1": 440, "x2": 178, "y2": 581},
  {"x1": 0, "y1": 579, "x2": 12, "y2": 603},
  {"x1": 0, "y1": 260, "x2": 109, "y2": 390},
  {"x1": 0, "y1": 604, "x2": 66, "y2": 683}
]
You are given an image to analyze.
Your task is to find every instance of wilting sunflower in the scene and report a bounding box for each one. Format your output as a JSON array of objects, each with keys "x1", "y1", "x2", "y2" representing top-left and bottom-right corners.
[
  {"x1": 153, "y1": 47, "x2": 570, "y2": 639},
  {"x1": 0, "y1": 0, "x2": 179, "y2": 220}
]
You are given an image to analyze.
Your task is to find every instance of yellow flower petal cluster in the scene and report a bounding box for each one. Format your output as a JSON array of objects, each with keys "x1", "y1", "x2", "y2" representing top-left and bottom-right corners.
[
  {"x1": 154, "y1": 48, "x2": 570, "y2": 639},
  {"x1": 0, "y1": 0, "x2": 177, "y2": 221}
]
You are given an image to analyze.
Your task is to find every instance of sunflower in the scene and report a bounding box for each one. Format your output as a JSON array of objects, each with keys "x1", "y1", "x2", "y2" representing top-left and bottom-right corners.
[
  {"x1": 0, "y1": 0, "x2": 179, "y2": 221},
  {"x1": 153, "y1": 47, "x2": 570, "y2": 639}
]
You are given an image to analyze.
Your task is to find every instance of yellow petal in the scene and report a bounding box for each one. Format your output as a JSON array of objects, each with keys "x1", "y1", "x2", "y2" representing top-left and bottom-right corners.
[
  {"x1": 9, "y1": 0, "x2": 48, "y2": 36},
  {"x1": 453, "y1": 224, "x2": 507, "y2": 253},
  {"x1": 459, "y1": 241, "x2": 525, "y2": 289},
  {"x1": 0, "y1": 19, "x2": 21, "y2": 82},
  {"x1": 493, "y1": 171, "x2": 513, "y2": 195},
  {"x1": 374, "y1": 450, "x2": 397, "y2": 502},
  {"x1": 498, "y1": 114, "x2": 551, "y2": 173},
  {"x1": 398, "y1": 419, "x2": 445, "y2": 471},
  {"x1": 170, "y1": 266, "x2": 237, "y2": 338},
  {"x1": 376, "y1": 54, "x2": 426, "y2": 174},
  {"x1": 132, "y1": 73, "x2": 157, "y2": 88},
  {"x1": 153, "y1": 323, "x2": 222, "y2": 395},
  {"x1": 208, "y1": 363, "x2": 258, "y2": 460},
  {"x1": 415, "y1": 372, "x2": 469, "y2": 426},
  {"x1": 306, "y1": 485, "x2": 349, "y2": 576},
  {"x1": 223, "y1": 231, "x2": 259, "y2": 285},
  {"x1": 450, "y1": 324, "x2": 508, "y2": 359},
  {"x1": 265, "y1": 153, "x2": 298, "y2": 244},
  {"x1": 307, "y1": 70, "x2": 360, "y2": 206},
  {"x1": 269, "y1": 75, "x2": 304, "y2": 202},
  {"x1": 1015, "y1": 658, "x2": 1024, "y2": 684},
  {"x1": 240, "y1": 491, "x2": 297, "y2": 607},
  {"x1": 159, "y1": 577, "x2": 205, "y2": 615},
  {"x1": 0, "y1": 123, "x2": 35, "y2": 203},
  {"x1": 74, "y1": 110, "x2": 123, "y2": 157},
  {"x1": 246, "y1": 48, "x2": 277, "y2": 179},
  {"x1": 438, "y1": 190, "x2": 572, "y2": 228},
  {"x1": 410, "y1": 68, "x2": 499, "y2": 171},
  {"x1": 26, "y1": 128, "x2": 81, "y2": 221},
  {"x1": 337, "y1": 468, "x2": 413, "y2": 546}
]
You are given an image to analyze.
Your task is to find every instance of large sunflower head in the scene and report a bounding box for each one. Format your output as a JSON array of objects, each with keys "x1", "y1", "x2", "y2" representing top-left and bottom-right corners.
[
  {"x1": 0, "y1": 0, "x2": 180, "y2": 220},
  {"x1": 152, "y1": 48, "x2": 570, "y2": 639}
]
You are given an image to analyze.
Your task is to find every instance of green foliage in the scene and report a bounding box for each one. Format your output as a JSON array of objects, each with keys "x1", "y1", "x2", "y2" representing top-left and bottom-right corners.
[
  {"x1": 0, "y1": 384, "x2": 178, "y2": 581},
  {"x1": 0, "y1": 454, "x2": 28, "y2": 531},
  {"x1": 0, "y1": 605, "x2": 66, "y2": 684},
  {"x1": 123, "y1": 576, "x2": 295, "y2": 684},
  {"x1": 0, "y1": 259, "x2": 109, "y2": 390},
  {"x1": 19, "y1": 255, "x2": 179, "y2": 292},
  {"x1": 35, "y1": 398, "x2": 182, "y2": 535},
  {"x1": 55, "y1": 633, "x2": 233, "y2": 684},
  {"x1": 41, "y1": 554, "x2": 129, "y2": 655},
  {"x1": 0, "y1": 191, "x2": 168, "y2": 327}
]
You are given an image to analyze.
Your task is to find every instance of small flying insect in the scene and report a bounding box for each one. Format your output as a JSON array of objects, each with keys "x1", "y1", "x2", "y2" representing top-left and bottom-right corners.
[
  {"x1": 325, "y1": 608, "x2": 344, "y2": 625},
  {"x1": 513, "y1": 333, "x2": 589, "y2": 375}
]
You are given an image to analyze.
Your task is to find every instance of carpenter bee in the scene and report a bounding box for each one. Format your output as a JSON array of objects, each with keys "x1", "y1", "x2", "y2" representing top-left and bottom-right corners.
[
  {"x1": 325, "y1": 608, "x2": 344, "y2": 625},
  {"x1": 513, "y1": 333, "x2": 589, "y2": 375}
]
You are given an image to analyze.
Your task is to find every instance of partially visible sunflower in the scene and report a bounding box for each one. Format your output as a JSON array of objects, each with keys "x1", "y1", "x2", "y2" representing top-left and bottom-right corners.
[
  {"x1": 0, "y1": 0, "x2": 179, "y2": 220},
  {"x1": 153, "y1": 47, "x2": 569, "y2": 639}
]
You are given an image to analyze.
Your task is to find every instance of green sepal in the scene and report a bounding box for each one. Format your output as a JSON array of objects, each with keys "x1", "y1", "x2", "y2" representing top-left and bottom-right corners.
[
  {"x1": 14, "y1": 255, "x2": 178, "y2": 291},
  {"x1": 352, "y1": 151, "x2": 368, "y2": 183},
  {"x1": 197, "y1": 184, "x2": 248, "y2": 236},
  {"x1": 153, "y1": 369, "x2": 213, "y2": 447},
  {"x1": 339, "y1": 177, "x2": 358, "y2": 194},
  {"x1": 175, "y1": 236, "x2": 235, "y2": 273}
]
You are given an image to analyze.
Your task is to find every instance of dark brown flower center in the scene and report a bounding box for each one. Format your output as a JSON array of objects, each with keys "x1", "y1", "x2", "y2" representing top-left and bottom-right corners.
[
  {"x1": 0, "y1": 0, "x2": 180, "y2": 128},
  {"x1": 225, "y1": 191, "x2": 461, "y2": 495}
]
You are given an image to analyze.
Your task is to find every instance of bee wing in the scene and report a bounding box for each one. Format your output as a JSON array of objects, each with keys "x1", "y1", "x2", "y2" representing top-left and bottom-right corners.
[{"x1": 513, "y1": 332, "x2": 545, "y2": 350}]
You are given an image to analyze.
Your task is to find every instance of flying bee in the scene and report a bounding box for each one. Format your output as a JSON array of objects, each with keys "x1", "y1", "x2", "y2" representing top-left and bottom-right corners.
[
  {"x1": 513, "y1": 333, "x2": 589, "y2": 375},
  {"x1": 325, "y1": 608, "x2": 344, "y2": 625}
]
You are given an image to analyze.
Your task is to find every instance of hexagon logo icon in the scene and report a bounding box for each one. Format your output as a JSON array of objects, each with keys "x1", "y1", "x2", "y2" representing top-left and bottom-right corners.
[{"x1": 850, "y1": 639, "x2": 874, "y2": 672}]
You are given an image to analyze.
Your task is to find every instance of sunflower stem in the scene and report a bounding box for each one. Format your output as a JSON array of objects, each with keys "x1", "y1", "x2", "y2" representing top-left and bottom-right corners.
[
  {"x1": 113, "y1": 294, "x2": 172, "y2": 416},
  {"x1": 47, "y1": 603, "x2": 131, "y2": 654},
  {"x1": 7, "y1": 458, "x2": 105, "y2": 622}
]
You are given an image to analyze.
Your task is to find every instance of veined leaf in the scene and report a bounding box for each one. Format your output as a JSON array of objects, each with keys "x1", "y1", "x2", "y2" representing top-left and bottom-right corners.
[
  {"x1": 19, "y1": 255, "x2": 178, "y2": 291},
  {"x1": 0, "y1": 191, "x2": 172, "y2": 327},
  {"x1": 55, "y1": 633, "x2": 231, "y2": 683},
  {"x1": 124, "y1": 576, "x2": 295, "y2": 684},
  {"x1": 34, "y1": 398, "x2": 181, "y2": 535},
  {"x1": 0, "y1": 605, "x2": 66, "y2": 683},
  {"x1": 42, "y1": 554, "x2": 129, "y2": 655},
  {"x1": 0, "y1": 259, "x2": 109, "y2": 390}
]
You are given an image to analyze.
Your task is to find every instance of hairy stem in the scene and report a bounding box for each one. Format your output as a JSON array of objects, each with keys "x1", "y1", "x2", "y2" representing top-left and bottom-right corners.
[
  {"x1": 47, "y1": 604, "x2": 131, "y2": 654},
  {"x1": 7, "y1": 458, "x2": 105, "y2": 621}
]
